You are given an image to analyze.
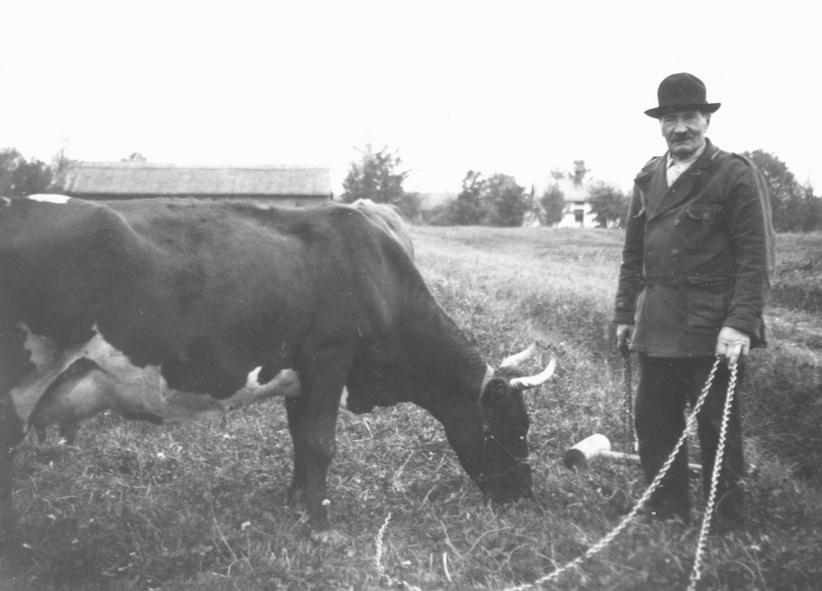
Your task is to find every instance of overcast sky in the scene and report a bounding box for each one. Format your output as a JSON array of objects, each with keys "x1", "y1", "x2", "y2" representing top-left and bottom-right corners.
[{"x1": 2, "y1": 0, "x2": 819, "y2": 195}]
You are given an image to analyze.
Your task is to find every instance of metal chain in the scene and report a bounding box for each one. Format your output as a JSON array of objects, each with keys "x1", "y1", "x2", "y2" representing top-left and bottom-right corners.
[
  {"x1": 373, "y1": 511, "x2": 423, "y2": 591},
  {"x1": 503, "y1": 357, "x2": 722, "y2": 591},
  {"x1": 623, "y1": 349, "x2": 637, "y2": 452},
  {"x1": 374, "y1": 512, "x2": 391, "y2": 579},
  {"x1": 687, "y1": 361, "x2": 738, "y2": 591}
]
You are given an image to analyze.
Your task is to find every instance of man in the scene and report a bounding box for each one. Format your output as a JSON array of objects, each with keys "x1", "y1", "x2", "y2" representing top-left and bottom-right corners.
[{"x1": 614, "y1": 72, "x2": 773, "y2": 531}]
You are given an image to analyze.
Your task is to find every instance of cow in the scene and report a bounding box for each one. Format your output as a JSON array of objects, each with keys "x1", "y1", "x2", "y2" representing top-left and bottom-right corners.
[{"x1": 0, "y1": 194, "x2": 555, "y2": 549}]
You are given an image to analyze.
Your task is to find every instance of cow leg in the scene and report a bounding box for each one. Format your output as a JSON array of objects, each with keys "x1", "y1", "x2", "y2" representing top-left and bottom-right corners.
[
  {"x1": 0, "y1": 399, "x2": 23, "y2": 553},
  {"x1": 0, "y1": 444, "x2": 14, "y2": 551},
  {"x1": 59, "y1": 420, "x2": 80, "y2": 446},
  {"x1": 285, "y1": 351, "x2": 349, "y2": 532},
  {"x1": 285, "y1": 396, "x2": 307, "y2": 503},
  {"x1": 1, "y1": 326, "x2": 33, "y2": 554}
]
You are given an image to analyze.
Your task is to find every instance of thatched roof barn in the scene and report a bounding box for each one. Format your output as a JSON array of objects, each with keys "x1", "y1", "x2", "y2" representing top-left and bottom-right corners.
[{"x1": 54, "y1": 161, "x2": 332, "y2": 207}]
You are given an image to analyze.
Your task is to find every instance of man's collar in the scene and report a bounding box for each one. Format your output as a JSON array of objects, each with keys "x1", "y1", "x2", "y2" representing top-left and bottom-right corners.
[
  {"x1": 667, "y1": 141, "x2": 707, "y2": 167},
  {"x1": 634, "y1": 139, "x2": 717, "y2": 186}
]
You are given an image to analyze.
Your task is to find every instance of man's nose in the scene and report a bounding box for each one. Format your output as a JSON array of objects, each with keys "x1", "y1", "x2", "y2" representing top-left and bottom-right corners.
[{"x1": 672, "y1": 118, "x2": 688, "y2": 132}]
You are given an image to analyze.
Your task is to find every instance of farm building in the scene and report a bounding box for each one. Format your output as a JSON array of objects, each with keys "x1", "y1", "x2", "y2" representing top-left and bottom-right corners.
[
  {"x1": 547, "y1": 177, "x2": 599, "y2": 228},
  {"x1": 53, "y1": 161, "x2": 333, "y2": 207}
]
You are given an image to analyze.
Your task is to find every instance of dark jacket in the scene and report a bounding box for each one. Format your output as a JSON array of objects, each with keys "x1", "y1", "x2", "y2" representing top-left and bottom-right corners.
[{"x1": 614, "y1": 139, "x2": 772, "y2": 357}]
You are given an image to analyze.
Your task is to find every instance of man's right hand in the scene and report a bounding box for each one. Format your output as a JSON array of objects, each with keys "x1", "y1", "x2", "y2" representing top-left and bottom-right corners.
[{"x1": 616, "y1": 324, "x2": 633, "y2": 355}]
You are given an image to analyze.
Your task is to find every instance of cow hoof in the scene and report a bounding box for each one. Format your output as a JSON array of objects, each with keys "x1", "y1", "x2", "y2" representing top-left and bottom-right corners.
[{"x1": 310, "y1": 529, "x2": 348, "y2": 546}]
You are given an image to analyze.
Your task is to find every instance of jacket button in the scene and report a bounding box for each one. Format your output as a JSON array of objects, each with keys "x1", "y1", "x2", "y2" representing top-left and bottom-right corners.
[
  {"x1": 673, "y1": 219, "x2": 680, "y2": 226},
  {"x1": 672, "y1": 249, "x2": 680, "y2": 257}
]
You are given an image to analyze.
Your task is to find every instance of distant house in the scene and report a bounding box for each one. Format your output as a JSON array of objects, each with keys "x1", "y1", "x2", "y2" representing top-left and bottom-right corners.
[
  {"x1": 555, "y1": 178, "x2": 598, "y2": 228},
  {"x1": 540, "y1": 178, "x2": 599, "y2": 228},
  {"x1": 54, "y1": 161, "x2": 333, "y2": 207}
]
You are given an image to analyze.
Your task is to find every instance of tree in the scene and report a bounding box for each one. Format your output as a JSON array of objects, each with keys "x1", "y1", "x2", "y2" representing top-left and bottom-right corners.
[
  {"x1": 744, "y1": 150, "x2": 811, "y2": 232},
  {"x1": 588, "y1": 181, "x2": 629, "y2": 228},
  {"x1": 0, "y1": 148, "x2": 53, "y2": 196},
  {"x1": 571, "y1": 160, "x2": 589, "y2": 186},
  {"x1": 396, "y1": 191, "x2": 422, "y2": 223},
  {"x1": 481, "y1": 173, "x2": 528, "y2": 226},
  {"x1": 800, "y1": 182, "x2": 822, "y2": 232},
  {"x1": 538, "y1": 183, "x2": 565, "y2": 226},
  {"x1": 0, "y1": 148, "x2": 21, "y2": 194},
  {"x1": 340, "y1": 144, "x2": 409, "y2": 206},
  {"x1": 447, "y1": 170, "x2": 485, "y2": 225}
]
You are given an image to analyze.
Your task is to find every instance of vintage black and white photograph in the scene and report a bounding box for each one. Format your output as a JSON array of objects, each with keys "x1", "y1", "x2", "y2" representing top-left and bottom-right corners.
[{"x1": 1, "y1": 1, "x2": 820, "y2": 589}]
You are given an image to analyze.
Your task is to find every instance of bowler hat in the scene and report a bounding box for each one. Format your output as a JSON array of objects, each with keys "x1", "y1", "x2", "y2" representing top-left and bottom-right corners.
[{"x1": 644, "y1": 72, "x2": 721, "y2": 118}]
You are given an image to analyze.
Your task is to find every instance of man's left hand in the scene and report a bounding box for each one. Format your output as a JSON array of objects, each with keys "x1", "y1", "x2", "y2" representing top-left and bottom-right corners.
[{"x1": 716, "y1": 326, "x2": 750, "y2": 366}]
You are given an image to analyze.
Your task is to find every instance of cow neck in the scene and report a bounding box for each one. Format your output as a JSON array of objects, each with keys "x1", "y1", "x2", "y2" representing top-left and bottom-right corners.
[{"x1": 407, "y1": 297, "x2": 489, "y2": 400}]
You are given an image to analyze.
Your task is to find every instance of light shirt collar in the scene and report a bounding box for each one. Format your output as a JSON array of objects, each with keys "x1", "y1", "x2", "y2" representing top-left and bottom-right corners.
[{"x1": 666, "y1": 141, "x2": 707, "y2": 185}]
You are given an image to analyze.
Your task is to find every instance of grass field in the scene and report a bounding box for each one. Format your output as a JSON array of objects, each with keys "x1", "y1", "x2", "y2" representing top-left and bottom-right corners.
[{"x1": 2, "y1": 227, "x2": 821, "y2": 590}]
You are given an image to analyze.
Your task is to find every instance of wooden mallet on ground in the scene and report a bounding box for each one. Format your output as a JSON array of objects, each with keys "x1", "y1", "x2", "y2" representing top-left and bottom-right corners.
[{"x1": 563, "y1": 433, "x2": 700, "y2": 472}]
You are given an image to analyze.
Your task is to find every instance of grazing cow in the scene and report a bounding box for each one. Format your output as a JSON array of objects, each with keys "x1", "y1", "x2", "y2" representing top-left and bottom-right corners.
[{"x1": 0, "y1": 195, "x2": 555, "y2": 547}]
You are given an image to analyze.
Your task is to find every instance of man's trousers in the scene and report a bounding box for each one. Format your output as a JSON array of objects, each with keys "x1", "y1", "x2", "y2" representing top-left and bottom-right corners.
[{"x1": 635, "y1": 354, "x2": 746, "y2": 528}]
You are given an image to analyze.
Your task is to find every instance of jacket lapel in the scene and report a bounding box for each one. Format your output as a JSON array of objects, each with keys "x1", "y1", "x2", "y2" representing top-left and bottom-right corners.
[
  {"x1": 647, "y1": 140, "x2": 719, "y2": 221},
  {"x1": 633, "y1": 156, "x2": 665, "y2": 218}
]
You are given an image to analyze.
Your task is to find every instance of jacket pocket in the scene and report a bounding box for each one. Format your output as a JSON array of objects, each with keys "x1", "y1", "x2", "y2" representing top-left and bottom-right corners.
[
  {"x1": 686, "y1": 288, "x2": 731, "y2": 330},
  {"x1": 686, "y1": 204, "x2": 723, "y2": 222},
  {"x1": 683, "y1": 204, "x2": 727, "y2": 250},
  {"x1": 686, "y1": 274, "x2": 733, "y2": 293}
]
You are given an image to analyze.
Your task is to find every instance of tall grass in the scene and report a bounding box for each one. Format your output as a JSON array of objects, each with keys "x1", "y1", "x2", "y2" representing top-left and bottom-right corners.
[{"x1": 2, "y1": 227, "x2": 821, "y2": 590}]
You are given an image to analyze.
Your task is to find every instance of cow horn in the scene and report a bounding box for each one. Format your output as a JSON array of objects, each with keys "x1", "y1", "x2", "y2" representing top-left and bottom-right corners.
[
  {"x1": 509, "y1": 357, "x2": 557, "y2": 390},
  {"x1": 499, "y1": 342, "x2": 538, "y2": 370}
]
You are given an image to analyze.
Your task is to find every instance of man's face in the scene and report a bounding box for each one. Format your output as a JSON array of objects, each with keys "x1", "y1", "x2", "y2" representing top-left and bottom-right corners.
[{"x1": 660, "y1": 110, "x2": 710, "y2": 159}]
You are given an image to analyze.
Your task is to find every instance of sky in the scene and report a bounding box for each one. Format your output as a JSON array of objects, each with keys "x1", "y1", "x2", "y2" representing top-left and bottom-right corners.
[{"x1": 2, "y1": 0, "x2": 820, "y2": 196}]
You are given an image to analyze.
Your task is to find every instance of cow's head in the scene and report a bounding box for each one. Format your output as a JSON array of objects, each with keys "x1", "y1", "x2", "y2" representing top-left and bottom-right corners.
[
  {"x1": 444, "y1": 344, "x2": 555, "y2": 503},
  {"x1": 473, "y1": 376, "x2": 533, "y2": 501}
]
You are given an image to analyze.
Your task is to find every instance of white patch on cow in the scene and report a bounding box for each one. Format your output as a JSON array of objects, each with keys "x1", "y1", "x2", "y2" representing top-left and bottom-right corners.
[
  {"x1": 26, "y1": 194, "x2": 71, "y2": 204},
  {"x1": 13, "y1": 324, "x2": 302, "y2": 436},
  {"x1": 10, "y1": 325, "x2": 86, "y2": 430}
]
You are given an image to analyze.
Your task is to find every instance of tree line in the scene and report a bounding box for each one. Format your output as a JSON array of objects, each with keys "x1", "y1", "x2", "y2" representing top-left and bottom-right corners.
[
  {"x1": 0, "y1": 148, "x2": 53, "y2": 196},
  {"x1": 340, "y1": 145, "x2": 822, "y2": 232},
  {"x1": 3, "y1": 144, "x2": 820, "y2": 233}
]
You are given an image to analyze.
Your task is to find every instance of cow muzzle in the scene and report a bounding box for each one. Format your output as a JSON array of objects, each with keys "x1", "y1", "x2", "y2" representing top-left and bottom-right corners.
[
  {"x1": 475, "y1": 430, "x2": 533, "y2": 502},
  {"x1": 478, "y1": 461, "x2": 533, "y2": 503}
]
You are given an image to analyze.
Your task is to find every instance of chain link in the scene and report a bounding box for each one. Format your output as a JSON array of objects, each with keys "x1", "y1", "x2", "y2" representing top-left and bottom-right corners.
[
  {"x1": 374, "y1": 512, "x2": 391, "y2": 579},
  {"x1": 373, "y1": 511, "x2": 423, "y2": 591},
  {"x1": 623, "y1": 350, "x2": 637, "y2": 452},
  {"x1": 503, "y1": 357, "x2": 723, "y2": 591},
  {"x1": 687, "y1": 361, "x2": 738, "y2": 591}
]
